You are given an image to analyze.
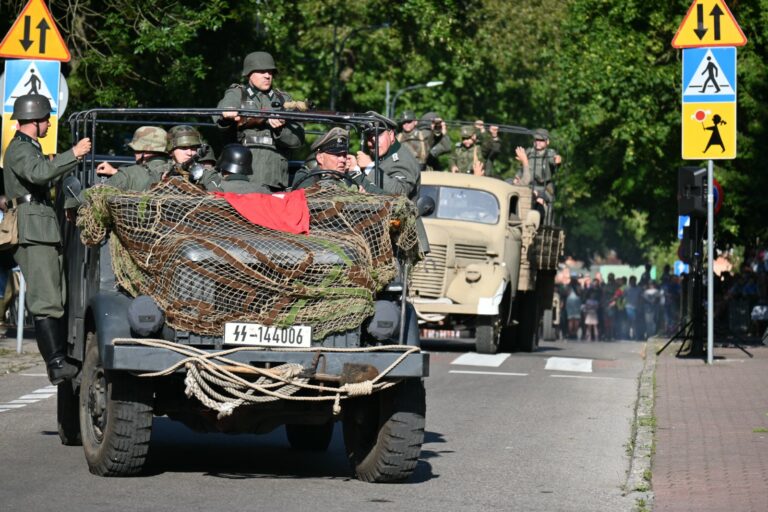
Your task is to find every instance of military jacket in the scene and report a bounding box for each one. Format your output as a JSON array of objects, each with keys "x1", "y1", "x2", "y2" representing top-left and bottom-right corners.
[
  {"x1": 3, "y1": 132, "x2": 78, "y2": 245},
  {"x1": 517, "y1": 147, "x2": 558, "y2": 199},
  {"x1": 449, "y1": 138, "x2": 498, "y2": 175},
  {"x1": 361, "y1": 140, "x2": 421, "y2": 200},
  {"x1": 215, "y1": 84, "x2": 305, "y2": 190},
  {"x1": 292, "y1": 165, "x2": 357, "y2": 191},
  {"x1": 398, "y1": 129, "x2": 452, "y2": 171},
  {"x1": 204, "y1": 173, "x2": 270, "y2": 194},
  {"x1": 105, "y1": 156, "x2": 168, "y2": 192}
]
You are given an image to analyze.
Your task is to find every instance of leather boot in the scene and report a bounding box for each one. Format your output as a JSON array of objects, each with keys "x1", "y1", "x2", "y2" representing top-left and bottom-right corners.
[{"x1": 34, "y1": 317, "x2": 78, "y2": 385}]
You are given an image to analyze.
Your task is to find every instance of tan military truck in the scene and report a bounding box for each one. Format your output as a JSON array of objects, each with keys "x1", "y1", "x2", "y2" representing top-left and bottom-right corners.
[{"x1": 410, "y1": 172, "x2": 565, "y2": 353}]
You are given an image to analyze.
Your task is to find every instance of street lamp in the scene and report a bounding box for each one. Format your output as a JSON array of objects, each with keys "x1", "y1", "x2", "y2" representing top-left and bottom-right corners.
[
  {"x1": 330, "y1": 22, "x2": 390, "y2": 111},
  {"x1": 388, "y1": 80, "x2": 444, "y2": 119}
]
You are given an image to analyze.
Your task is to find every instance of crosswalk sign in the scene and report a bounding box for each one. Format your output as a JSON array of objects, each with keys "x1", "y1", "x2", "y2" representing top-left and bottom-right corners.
[
  {"x1": 0, "y1": 0, "x2": 70, "y2": 61},
  {"x1": 682, "y1": 47, "x2": 736, "y2": 103},
  {"x1": 3, "y1": 60, "x2": 60, "y2": 114}
]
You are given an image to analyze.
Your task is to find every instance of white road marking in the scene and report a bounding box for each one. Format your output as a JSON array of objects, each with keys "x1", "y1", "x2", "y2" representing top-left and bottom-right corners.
[
  {"x1": 0, "y1": 386, "x2": 58, "y2": 414},
  {"x1": 19, "y1": 394, "x2": 51, "y2": 400},
  {"x1": 550, "y1": 374, "x2": 628, "y2": 381},
  {"x1": 8, "y1": 399, "x2": 40, "y2": 404},
  {"x1": 451, "y1": 353, "x2": 511, "y2": 367},
  {"x1": 20, "y1": 373, "x2": 48, "y2": 377},
  {"x1": 449, "y1": 370, "x2": 528, "y2": 376},
  {"x1": 545, "y1": 357, "x2": 593, "y2": 373},
  {"x1": 0, "y1": 404, "x2": 27, "y2": 409}
]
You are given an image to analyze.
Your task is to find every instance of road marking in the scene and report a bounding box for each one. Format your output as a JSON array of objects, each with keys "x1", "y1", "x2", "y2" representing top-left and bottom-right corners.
[
  {"x1": 8, "y1": 399, "x2": 40, "y2": 404},
  {"x1": 20, "y1": 373, "x2": 48, "y2": 377},
  {"x1": 0, "y1": 385, "x2": 58, "y2": 414},
  {"x1": 545, "y1": 357, "x2": 593, "y2": 373},
  {"x1": 0, "y1": 404, "x2": 27, "y2": 409},
  {"x1": 449, "y1": 370, "x2": 528, "y2": 376},
  {"x1": 19, "y1": 393, "x2": 51, "y2": 400},
  {"x1": 550, "y1": 374, "x2": 628, "y2": 381},
  {"x1": 451, "y1": 353, "x2": 510, "y2": 367}
]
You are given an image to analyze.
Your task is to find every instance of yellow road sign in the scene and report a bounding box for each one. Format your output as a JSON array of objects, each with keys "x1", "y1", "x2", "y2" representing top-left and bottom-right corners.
[
  {"x1": 682, "y1": 102, "x2": 736, "y2": 160},
  {"x1": 0, "y1": 0, "x2": 70, "y2": 61},
  {"x1": 1, "y1": 113, "x2": 58, "y2": 165},
  {"x1": 672, "y1": 0, "x2": 747, "y2": 48}
]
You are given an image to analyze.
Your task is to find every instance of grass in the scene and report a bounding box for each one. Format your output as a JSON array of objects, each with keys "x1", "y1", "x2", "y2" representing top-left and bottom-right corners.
[
  {"x1": 752, "y1": 427, "x2": 768, "y2": 433},
  {"x1": 635, "y1": 497, "x2": 651, "y2": 512}
]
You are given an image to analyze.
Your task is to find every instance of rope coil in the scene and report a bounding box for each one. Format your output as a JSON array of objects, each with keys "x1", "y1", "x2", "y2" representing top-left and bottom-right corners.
[{"x1": 113, "y1": 338, "x2": 419, "y2": 418}]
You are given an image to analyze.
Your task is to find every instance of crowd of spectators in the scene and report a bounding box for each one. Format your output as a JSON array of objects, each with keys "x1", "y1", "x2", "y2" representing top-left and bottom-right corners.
[{"x1": 555, "y1": 265, "x2": 682, "y2": 342}]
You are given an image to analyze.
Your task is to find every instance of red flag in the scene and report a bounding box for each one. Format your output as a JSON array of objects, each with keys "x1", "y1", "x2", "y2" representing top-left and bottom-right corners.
[{"x1": 213, "y1": 189, "x2": 310, "y2": 235}]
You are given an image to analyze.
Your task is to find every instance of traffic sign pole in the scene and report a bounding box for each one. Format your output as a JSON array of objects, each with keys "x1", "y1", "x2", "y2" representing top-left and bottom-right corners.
[{"x1": 707, "y1": 159, "x2": 714, "y2": 364}]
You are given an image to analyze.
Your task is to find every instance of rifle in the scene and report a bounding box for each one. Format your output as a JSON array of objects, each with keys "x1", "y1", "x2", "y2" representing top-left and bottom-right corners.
[{"x1": 237, "y1": 100, "x2": 313, "y2": 130}]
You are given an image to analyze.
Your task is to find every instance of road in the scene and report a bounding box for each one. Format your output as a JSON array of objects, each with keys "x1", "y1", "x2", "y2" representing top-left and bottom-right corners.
[{"x1": 0, "y1": 340, "x2": 645, "y2": 511}]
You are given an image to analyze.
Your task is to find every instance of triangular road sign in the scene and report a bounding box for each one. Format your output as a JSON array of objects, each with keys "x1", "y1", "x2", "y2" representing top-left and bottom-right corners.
[
  {"x1": 0, "y1": 0, "x2": 71, "y2": 61},
  {"x1": 672, "y1": 0, "x2": 747, "y2": 49}
]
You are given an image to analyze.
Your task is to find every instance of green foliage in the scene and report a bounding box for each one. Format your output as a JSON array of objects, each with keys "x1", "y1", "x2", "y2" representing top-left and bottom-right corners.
[{"x1": 0, "y1": 0, "x2": 766, "y2": 261}]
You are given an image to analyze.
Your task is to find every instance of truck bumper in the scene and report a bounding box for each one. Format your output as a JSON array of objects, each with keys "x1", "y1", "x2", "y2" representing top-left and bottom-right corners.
[{"x1": 102, "y1": 343, "x2": 430, "y2": 378}]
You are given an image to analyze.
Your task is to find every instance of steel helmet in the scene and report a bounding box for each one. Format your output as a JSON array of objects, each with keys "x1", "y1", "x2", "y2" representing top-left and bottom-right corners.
[
  {"x1": 11, "y1": 94, "x2": 52, "y2": 121},
  {"x1": 242, "y1": 51, "x2": 277, "y2": 76},
  {"x1": 166, "y1": 125, "x2": 203, "y2": 151},
  {"x1": 216, "y1": 144, "x2": 253, "y2": 175},
  {"x1": 398, "y1": 110, "x2": 416, "y2": 125},
  {"x1": 127, "y1": 126, "x2": 168, "y2": 153}
]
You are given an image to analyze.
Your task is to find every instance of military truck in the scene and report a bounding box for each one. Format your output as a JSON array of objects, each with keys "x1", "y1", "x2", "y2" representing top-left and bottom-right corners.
[
  {"x1": 55, "y1": 108, "x2": 428, "y2": 483},
  {"x1": 410, "y1": 172, "x2": 564, "y2": 353}
]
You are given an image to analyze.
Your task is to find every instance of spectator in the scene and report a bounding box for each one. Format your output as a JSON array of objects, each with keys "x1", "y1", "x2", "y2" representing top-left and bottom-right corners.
[
  {"x1": 625, "y1": 276, "x2": 643, "y2": 340},
  {"x1": 642, "y1": 281, "x2": 661, "y2": 337},
  {"x1": 565, "y1": 278, "x2": 583, "y2": 340},
  {"x1": 582, "y1": 290, "x2": 600, "y2": 341}
]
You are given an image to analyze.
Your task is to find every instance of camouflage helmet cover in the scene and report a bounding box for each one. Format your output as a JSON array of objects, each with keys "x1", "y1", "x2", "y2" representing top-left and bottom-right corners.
[
  {"x1": 242, "y1": 51, "x2": 277, "y2": 76},
  {"x1": 11, "y1": 94, "x2": 52, "y2": 120},
  {"x1": 166, "y1": 125, "x2": 203, "y2": 151},
  {"x1": 127, "y1": 126, "x2": 168, "y2": 153}
]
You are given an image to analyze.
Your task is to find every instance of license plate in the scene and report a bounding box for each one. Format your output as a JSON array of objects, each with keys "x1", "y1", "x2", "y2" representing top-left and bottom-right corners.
[{"x1": 224, "y1": 323, "x2": 312, "y2": 348}]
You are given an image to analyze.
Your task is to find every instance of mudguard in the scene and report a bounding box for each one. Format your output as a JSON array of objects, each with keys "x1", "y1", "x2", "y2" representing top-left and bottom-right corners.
[{"x1": 89, "y1": 291, "x2": 133, "y2": 359}]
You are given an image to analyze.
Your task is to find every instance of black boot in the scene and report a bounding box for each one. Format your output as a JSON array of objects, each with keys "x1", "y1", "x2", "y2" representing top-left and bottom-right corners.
[{"x1": 34, "y1": 317, "x2": 78, "y2": 385}]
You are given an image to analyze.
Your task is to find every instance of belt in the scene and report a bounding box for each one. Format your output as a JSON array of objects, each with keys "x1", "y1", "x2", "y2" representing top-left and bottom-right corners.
[
  {"x1": 242, "y1": 135, "x2": 275, "y2": 148},
  {"x1": 8, "y1": 194, "x2": 50, "y2": 208}
]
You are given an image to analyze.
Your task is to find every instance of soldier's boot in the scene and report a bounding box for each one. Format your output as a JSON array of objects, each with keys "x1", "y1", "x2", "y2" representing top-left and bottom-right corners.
[{"x1": 34, "y1": 317, "x2": 78, "y2": 385}]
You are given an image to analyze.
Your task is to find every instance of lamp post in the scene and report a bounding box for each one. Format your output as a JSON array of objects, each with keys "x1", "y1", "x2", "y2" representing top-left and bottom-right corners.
[
  {"x1": 388, "y1": 80, "x2": 444, "y2": 119},
  {"x1": 330, "y1": 22, "x2": 390, "y2": 111}
]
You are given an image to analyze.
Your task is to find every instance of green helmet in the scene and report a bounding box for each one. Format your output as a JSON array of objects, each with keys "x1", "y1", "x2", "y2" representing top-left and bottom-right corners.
[
  {"x1": 11, "y1": 94, "x2": 52, "y2": 121},
  {"x1": 242, "y1": 51, "x2": 277, "y2": 76},
  {"x1": 127, "y1": 126, "x2": 167, "y2": 153},
  {"x1": 166, "y1": 125, "x2": 202, "y2": 151},
  {"x1": 398, "y1": 110, "x2": 416, "y2": 125}
]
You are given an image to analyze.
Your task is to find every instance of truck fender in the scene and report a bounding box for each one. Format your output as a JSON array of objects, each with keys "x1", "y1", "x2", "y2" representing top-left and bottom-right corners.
[{"x1": 88, "y1": 291, "x2": 133, "y2": 358}]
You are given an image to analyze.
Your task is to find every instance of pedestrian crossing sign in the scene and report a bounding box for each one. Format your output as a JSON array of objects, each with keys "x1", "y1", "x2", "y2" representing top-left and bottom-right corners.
[
  {"x1": 682, "y1": 102, "x2": 736, "y2": 159},
  {"x1": 2, "y1": 59, "x2": 60, "y2": 114},
  {"x1": 682, "y1": 47, "x2": 736, "y2": 102}
]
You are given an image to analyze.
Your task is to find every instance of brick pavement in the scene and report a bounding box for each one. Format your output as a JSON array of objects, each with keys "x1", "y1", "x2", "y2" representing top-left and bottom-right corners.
[{"x1": 653, "y1": 343, "x2": 768, "y2": 512}]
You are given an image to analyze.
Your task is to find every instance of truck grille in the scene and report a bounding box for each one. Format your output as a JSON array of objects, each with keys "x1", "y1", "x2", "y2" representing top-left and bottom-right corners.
[
  {"x1": 411, "y1": 244, "x2": 447, "y2": 298},
  {"x1": 455, "y1": 243, "x2": 487, "y2": 262}
]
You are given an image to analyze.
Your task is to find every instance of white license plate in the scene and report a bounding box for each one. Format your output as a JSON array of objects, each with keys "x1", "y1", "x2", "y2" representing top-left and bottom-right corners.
[{"x1": 224, "y1": 323, "x2": 312, "y2": 348}]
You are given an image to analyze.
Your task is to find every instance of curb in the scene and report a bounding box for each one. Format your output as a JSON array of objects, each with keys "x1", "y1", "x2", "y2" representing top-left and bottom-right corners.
[{"x1": 623, "y1": 338, "x2": 656, "y2": 510}]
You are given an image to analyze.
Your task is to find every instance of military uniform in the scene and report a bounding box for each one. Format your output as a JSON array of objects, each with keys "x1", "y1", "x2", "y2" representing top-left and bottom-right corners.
[
  {"x1": 449, "y1": 138, "x2": 498, "y2": 175},
  {"x1": 359, "y1": 139, "x2": 421, "y2": 200},
  {"x1": 516, "y1": 128, "x2": 560, "y2": 201},
  {"x1": 205, "y1": 173, "x2": 270, "y2": 194},
  {"x1": 105, "y1": 156, "x2": 168, "y2": 192},
  {"x1": 215, "y1": 52, "x2": 305, "y2": 191},
  {"x1": 203, "y1": 143, "x2": 269, "y2": 194},
  {"x1": 3, "y1": 131, "x2": 76, "y2": 318}
]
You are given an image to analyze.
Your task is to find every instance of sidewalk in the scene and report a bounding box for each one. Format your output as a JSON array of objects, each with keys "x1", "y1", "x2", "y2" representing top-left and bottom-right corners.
[
  {"x1": 653, "y1": 342, "x2": 768, "y2": 512},
  {"x1": 0, "y1": 328, "x2": 41, "y2": 376}
]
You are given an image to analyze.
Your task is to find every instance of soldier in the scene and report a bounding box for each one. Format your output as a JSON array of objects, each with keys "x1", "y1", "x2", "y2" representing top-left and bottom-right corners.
[
  {"x1": 95, "y1": 126, "x2": 169, "y2": 192},
  {"x1": 397, "y1": 111, "x2": 452, "y2": 171},
  {"x1": 2, "y1": 94, "x2": 91, "y2": 384},
  {"x1": 514, "y1": 127, "x2": 561, "y2": 207},
  {"x1": 473, "y1": 119, "x2": 502, "y2": 175},
  {"x1": 354, "y1": 115, "x2": 421, "y2": 200},
  {"x1": 161, "y1": 125, "x2": 209, "y2": 184},
  {"x1": 293, "y1": 127, "x2": 357, "y2": 190},
  {"x1": 215, "y1": 51, "x2": 305, "y2": 190},
  {"x1": 204, "y1": 144, "x2": 269, "y2": 193},
  {"x1": 449, "y1": 125, "x2": 494, "y2": 175}
]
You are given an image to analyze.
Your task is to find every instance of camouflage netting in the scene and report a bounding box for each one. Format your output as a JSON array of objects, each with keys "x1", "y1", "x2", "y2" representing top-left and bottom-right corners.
[{"x1": 77, "y1": 179, "x2": 420, "y2": 339}]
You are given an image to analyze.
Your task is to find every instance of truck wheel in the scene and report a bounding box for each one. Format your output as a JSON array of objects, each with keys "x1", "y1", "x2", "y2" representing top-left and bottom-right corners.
[
  {"x1": 475, "y1": 315, "x2": 501, "y2": 354},
  {"x1": 80, "y1": 332, "x2": 154, "y2": 476},
  {"x1": 285, "y1": 422, "x2": 335, "y2": 451},
  {"x1": 58, "y1": 380, "x2": 82, "y2": 446},
  {"x1": 514, "y1": 292, "x2": 539, "y2": 352},
  {"x1": 541, "y1": 309, "x2": 556, "y2": 341},
  {"x1": 343, "y1": 379, "x2": 426, "y2": 483}
]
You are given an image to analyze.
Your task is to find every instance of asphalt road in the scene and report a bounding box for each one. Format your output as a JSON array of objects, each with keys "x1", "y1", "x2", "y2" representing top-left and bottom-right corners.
[{"x1": 0, "y1": 339, "x2": 644, "y2": 512}]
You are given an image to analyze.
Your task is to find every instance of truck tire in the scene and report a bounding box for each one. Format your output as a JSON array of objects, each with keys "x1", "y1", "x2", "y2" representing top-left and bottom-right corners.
[
  {"x1": 80, "y1": 332, "x2": 154, "y2": 476},
  {"x1": 475, "y1": 315, "x2": 501, "y2": 354},
  {"x1": 57, "y1": 380, "x2": 82, "y2": 446},
  {"x1": 541, "y1": 309, "x2": 556, "y2": 341},
  {"x1": 343, "y1": 379, "x2": 426, "y2": 483},
  {"x1": 514, "y1": 292, "x2": 539, "y2": 352},
  {"x1": 285, "y1": 422, "x2": 335, "y2": 451}
]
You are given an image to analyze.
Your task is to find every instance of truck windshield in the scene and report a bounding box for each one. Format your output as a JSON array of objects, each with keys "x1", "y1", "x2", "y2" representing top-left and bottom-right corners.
[{"x1": 420, "y1": 185, "x2": 500, "y2": 225}]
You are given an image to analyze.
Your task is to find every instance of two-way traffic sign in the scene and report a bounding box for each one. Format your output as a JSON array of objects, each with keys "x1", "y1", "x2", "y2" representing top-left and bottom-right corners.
[
  {"x1": 672, "y1": 0, "x2": 747, "y2": 48},
  {"x1": 0, "y1": 0, "x2": 70, "y2": 61}
]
